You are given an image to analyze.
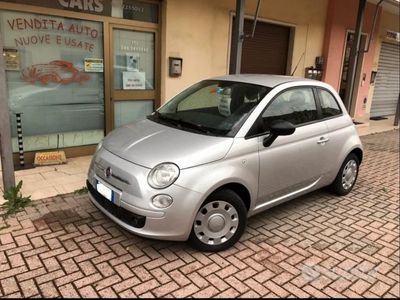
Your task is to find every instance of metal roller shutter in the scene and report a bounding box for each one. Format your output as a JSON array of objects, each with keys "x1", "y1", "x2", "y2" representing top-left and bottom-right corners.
[
  {"x1": 230, "y1": 18, "x2": 290, "y2": 75},
  {"x1": 370, "y1": 42, "x2": 400, "y2": 117}
]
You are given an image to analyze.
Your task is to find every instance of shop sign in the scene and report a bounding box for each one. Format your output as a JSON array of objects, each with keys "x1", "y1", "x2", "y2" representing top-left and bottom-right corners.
[
  {"x1": 84, "y1": 58, "x2": 103, "y2": 72},
  {"x1": 123, "y1": 71, "x2": 145, "y2": 90},
  {"x1": 0, "y1": 0, "x2": 111, "y2": 16},
  {"x1": 6, "y1": 17, "x2": 100, "y2": 53},
  {"x1": 386, "y1": 30, "x2": 400, "y2": 42},
  {"x1": 34, "y1": 150, "x2": 67, "y2": 166},
  {"x1": 3, "y1": 47, "x2": 20, "y2": 70},
  {"x1": 122, "y1": 0, "x2": 159, "y2": 23}
]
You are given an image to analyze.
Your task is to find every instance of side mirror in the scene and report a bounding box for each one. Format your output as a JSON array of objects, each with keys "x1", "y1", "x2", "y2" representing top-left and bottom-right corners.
[
  {"x1": 269, "y1": 120, "x2": 296, "y2": 136},
  {"x1": 263, "y1": 120, "x2": 296, "y2": 147}
]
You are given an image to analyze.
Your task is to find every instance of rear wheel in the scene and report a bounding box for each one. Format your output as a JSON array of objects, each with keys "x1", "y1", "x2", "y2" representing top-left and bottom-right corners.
[
  {"x1": 329, "y1": 153, "x2": 360, "y2": 196},
  {"x1": 188, "y1": 189, "x2": 247, "y2": 252}
]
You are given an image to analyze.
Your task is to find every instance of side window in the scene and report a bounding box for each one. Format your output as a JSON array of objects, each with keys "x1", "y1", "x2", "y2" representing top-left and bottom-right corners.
[
  {"x1": 319, "y1": 89, "x2": 342, "y2": 118},
  {"x1": 262, "y1": 88, "x2": 318, "y2": 126}
]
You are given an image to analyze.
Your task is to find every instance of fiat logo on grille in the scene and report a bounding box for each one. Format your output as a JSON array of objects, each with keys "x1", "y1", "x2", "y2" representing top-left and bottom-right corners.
[{"x1": 105, "y1": 167, "x2": 112, "y2": 178}]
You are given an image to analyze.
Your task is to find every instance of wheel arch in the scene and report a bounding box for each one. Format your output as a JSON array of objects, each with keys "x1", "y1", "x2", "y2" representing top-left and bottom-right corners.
[
  {"x1": 350, "y1": 147, "x2": 363, "y2": 164},
  {"x1": 211, "y1": 182, "x2": 251, "y2": 212}
]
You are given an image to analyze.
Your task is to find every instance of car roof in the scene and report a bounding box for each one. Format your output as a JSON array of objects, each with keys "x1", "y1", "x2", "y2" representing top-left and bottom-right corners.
[{"x1": 210, "y1": 74, "x2": 317, "y2": 88}]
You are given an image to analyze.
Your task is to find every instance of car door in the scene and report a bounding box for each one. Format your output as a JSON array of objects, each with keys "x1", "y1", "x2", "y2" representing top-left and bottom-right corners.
[
  {"x1": 254, "y1": 86, "x2": 330, "y2": 211},
  {"x1": 315, "y1": 87, "x2": 353, "y2": 181}
]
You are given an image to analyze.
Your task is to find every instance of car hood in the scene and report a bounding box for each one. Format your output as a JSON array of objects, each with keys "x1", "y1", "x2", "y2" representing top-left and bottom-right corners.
[{"x1": 102, "y1": 118, "x2": 234, "y2": 169}]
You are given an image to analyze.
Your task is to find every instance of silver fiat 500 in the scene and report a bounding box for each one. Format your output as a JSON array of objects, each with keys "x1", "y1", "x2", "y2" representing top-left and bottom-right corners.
[{"x1": 87, "y1": 75, "x2": 363, "y2": 252}]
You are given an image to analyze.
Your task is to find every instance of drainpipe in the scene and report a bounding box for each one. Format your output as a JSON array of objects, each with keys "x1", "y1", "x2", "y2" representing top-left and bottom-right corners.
[
  {"x1": 343, "y1": 0, "x2": 366, "y2": 113},
  {"x1": 394, "y1": 94, "x2": 399, "y2": 127},
  {"x1": 362, "y1": 0, "x2": 383, "y2": 53},
  {"x1": 248, "y1": 0, "x2": 262, "y2": 38},
  {"x1": 0, "y1": 32, "x2": 16, "y2": 191},
  {"x1": 231, "y1": 0, "x2": 245, "y2": 74}
]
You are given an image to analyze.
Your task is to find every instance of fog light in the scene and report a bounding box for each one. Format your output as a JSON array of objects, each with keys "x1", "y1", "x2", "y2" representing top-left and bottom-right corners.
[{"x1": 152, "y1": 194, "x2": 173, "y2": 208}]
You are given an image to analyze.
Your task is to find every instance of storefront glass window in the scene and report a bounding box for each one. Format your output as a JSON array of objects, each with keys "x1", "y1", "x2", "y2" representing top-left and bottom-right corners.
[
  {"x1": 114, "y1": 100, "x2": 153, "y2": 128},
  {"x1": 113, "y1": 29, "x2": 154, "y2": 90},
  {"x1": 0, "y1": 10, "x2": 105, "y2": 152}
]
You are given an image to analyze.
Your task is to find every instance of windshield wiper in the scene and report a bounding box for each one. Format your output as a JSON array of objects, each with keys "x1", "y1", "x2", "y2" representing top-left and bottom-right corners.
[
  {"x1": 152, "y1": 111, "x2": 183, "y2": 127},
  {"x1": 174, "y1": 119, "x2": 212, "y2": 135},
  {"x1": 153, "y1": 111, "x2": 212, "y2": 135}
]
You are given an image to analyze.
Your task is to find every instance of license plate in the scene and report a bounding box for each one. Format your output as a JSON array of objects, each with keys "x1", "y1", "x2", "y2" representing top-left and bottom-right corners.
[{"x1": 96, "y1": 181, "x2": 114, "y2": 202}]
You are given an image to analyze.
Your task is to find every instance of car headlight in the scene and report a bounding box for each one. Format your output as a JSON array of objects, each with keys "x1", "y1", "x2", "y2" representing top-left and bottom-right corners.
[{"x1": 148, "y1": 163, "x2": 180, "y2": 189}]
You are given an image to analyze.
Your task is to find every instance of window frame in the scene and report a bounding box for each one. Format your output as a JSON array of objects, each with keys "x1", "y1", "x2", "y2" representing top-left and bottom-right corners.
[
  {"x1": 314, "y1": 87, "x2": 344, "y2": 120},
  {"x1": 245, "y1": 85, "x2": 324, "y2": 139}
]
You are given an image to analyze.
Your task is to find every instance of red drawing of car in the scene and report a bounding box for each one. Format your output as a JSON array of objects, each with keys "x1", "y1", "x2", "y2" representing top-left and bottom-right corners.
[{"x1": 21, "y1": 60, "x2": 91, "y2": 85}]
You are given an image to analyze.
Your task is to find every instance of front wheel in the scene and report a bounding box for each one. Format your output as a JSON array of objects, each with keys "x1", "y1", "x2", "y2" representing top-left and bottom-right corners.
[
  {"x1": 188, "y1": 189, "x2": 247, "y2": 252},
  {"x1": 329, "y1": 153, "x2": 360, "y2": 196}
]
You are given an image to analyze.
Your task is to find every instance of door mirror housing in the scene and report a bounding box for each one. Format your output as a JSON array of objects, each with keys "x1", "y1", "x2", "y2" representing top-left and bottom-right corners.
[
  {"x1": 269, "y1": 120, "x2": 296, "y2": 136},
  {"x1": 263, "y1": 119, "x2": 296, "y2": 147}
]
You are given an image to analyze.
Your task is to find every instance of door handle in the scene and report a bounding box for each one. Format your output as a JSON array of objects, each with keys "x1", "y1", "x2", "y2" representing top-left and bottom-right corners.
[{"x1": 317, "y1": 137, "x2": 330, "y2": 144}]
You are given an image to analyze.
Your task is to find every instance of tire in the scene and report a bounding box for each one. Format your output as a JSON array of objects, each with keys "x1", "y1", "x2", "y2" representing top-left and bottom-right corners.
[
  {"x1": 329, "y1": 153, "x2": 360, "y2": 196},
  {"x1": 188, "y1": 189, "x2": 247, "y2": 252}
]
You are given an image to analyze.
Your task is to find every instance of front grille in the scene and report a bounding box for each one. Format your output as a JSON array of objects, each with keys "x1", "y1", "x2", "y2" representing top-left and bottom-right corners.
[{"x1": 87, "y1": 180, "x2": 146, "y2": 228}]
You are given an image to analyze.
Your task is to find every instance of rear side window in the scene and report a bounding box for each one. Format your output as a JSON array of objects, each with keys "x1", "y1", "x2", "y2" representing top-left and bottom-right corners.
[
  {"x1": 319, "y1": 89, "x2": 342, "y2": 118},
  {"x1": 262, "y1": 87, "x2": 318, "y2": 126}
]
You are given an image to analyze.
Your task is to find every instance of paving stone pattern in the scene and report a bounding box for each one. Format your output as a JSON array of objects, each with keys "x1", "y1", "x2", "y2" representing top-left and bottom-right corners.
[{"x1": 0, "y1": 130, "x2": 399, "y2": 298}]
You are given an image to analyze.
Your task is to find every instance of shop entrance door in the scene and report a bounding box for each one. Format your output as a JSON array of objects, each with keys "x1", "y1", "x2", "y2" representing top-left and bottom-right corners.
[
  {"x1": 108, "y1": 24, "x2": 159, "y2": 132},
  {"x1": 338, "y1": 31, "x2": 367, "y2": 116}
]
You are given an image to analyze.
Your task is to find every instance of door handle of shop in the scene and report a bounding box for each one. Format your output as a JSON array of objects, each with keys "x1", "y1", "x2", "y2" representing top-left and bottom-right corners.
[{"x1": 317, "y1": 137, "x2": 330, "y2": 144}]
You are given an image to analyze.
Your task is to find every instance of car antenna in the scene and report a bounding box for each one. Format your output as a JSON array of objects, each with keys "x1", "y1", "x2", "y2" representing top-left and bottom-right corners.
[{"x1": 290, "y1": 52, "x2": 305, "y2": 76}]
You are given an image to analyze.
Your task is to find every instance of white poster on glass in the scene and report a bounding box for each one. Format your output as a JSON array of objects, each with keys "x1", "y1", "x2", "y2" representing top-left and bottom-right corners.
[
  {"x1": 123, "y1": 71, "x2": 145, "y2": 90},
  {"x1": 126, "y1": 53, "x2": 140, "y2": 71}
]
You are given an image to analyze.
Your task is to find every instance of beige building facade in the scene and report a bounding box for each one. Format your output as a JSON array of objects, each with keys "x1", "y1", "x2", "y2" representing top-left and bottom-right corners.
[{"x1": 161, "y1": 0, "x2": 329, "y2": 100}]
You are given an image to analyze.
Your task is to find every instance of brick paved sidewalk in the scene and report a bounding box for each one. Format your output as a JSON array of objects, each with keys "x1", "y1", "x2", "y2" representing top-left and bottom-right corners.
[{"x1": 0, "y1": 130, "x2": 399, "y2": 298}]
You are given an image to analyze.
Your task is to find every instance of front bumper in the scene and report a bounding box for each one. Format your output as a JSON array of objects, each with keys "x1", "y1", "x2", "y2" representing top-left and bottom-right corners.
[
  {"x1": 87, "y1": 180, "x2": 146, "y2": 229},
  {"x1": 87, "y1": 148, "x2": 204, "y2": 241}
]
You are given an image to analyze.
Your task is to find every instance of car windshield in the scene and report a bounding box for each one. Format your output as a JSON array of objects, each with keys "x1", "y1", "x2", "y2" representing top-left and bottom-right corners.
[{"x1": 148, "y1": 80, "x2": 270, "y2": 137}]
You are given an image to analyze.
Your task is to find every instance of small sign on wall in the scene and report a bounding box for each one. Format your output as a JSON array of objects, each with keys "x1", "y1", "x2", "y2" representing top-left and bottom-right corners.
[
  {"x1": 3, "y1": 47, "x2": 20, "y2": 71},
  {"x1": 84, "y1": 58, "x2": 104, "y2": 72},
  {"x1": 123, "y1": 71, "x2": 145, "y2": 89},
  {"x1": 386, "y1": 30, "x2": 400, "y2": 42}
]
